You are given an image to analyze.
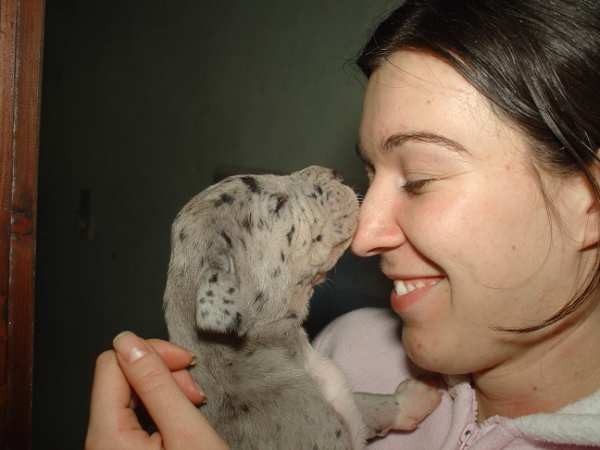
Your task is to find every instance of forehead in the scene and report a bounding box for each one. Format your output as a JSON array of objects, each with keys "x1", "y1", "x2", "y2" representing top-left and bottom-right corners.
[{"x1": 359, "y1": 50, "x2": 523, "y2": 160}]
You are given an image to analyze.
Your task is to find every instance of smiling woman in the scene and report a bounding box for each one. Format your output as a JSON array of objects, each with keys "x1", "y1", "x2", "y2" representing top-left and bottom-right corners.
[{"x1": 352, "y1": 47, "x2": 588, "y2": 373}]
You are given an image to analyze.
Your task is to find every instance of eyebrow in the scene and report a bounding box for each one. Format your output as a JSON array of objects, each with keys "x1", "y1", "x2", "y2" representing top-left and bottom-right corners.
[{"x1": 356, "y1": 130, "x2": 470, "y2": 163}]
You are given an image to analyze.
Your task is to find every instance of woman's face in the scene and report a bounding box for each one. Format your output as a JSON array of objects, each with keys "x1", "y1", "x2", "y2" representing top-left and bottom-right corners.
[{"x1": 353, "y1": 50, "x2": 592, "y2": 375}]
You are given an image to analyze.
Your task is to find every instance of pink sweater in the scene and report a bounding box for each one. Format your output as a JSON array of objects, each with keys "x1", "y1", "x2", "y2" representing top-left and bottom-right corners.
[{"x1": 313, "y1": 308, "x2": 600, "y2": 449}]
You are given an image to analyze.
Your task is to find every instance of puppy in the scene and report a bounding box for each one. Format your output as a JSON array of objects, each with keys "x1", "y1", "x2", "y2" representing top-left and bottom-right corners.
[{"x1": 163, "y1": 166, "x2": 440, "y2": 449}]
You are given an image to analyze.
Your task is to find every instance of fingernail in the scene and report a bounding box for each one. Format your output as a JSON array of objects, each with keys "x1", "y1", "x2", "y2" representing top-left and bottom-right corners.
[
  {"x1": 113, "y1": 331, "x2": 147, "y2": 363},
  {"x1": 197, "y1": 390, "x2": 208, "y2": 405},
  {"x1": 188, "y1": 355, "x2": 197, "y2": 367}
]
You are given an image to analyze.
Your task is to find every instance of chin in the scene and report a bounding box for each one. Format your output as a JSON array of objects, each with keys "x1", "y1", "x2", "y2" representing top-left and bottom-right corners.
[{"x1": 401, "y1": 327, "x2": 470, "y2": 375}]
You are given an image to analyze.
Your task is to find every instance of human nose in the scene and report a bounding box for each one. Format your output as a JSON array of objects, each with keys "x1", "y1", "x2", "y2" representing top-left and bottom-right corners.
[{"x1": 351, "y1": 179, "x2": 406, "y2": 257}]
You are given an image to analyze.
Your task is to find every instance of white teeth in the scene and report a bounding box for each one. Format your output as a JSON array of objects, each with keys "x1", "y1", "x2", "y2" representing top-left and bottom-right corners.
[
  {"x1": 395, "y1": 281, "x2": 409, "y2": 295},
  {"x1": 394, "y1": 278, "x2": 442, "y2": 296}
]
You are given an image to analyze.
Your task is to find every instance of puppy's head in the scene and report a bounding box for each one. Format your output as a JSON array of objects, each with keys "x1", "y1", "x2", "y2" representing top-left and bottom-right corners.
[{"x1": 163, "y1": 166, "x2": 359, "y2": 337}]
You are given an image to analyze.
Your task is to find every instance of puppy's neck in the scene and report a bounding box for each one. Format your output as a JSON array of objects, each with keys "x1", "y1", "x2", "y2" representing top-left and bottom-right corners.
[{"x1": 247, "y1": 313, "x2": 304, "y2": 341}]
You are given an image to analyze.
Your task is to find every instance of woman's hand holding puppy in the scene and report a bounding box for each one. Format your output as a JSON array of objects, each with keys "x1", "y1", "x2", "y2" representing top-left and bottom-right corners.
[{"x1": 85, "y1": 332, "x2": 229, "y2": 450}]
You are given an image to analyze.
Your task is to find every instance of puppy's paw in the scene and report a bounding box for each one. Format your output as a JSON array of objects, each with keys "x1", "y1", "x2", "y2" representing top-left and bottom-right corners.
[{"x1": 390, "y1": 379, "x2": 441, "y2": 431}]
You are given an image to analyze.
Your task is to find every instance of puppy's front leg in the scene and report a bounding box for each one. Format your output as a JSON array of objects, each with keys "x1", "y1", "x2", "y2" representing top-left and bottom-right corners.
[
  {"x1": 354, "y1": 378, "x2": 441, "y2": 439},
  {"x1": 303, "y1": 340, "x2": 369, "y2": 450}
]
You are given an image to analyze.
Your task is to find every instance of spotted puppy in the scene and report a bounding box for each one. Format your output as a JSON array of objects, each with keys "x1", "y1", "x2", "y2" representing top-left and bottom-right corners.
[{"x1": 163, "y1": 166, "x2": 440, "y2": 450}]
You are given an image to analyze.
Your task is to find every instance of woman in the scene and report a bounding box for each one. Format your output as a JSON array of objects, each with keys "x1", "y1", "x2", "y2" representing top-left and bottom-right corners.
[{"x1": 86, "y1": 1, "x2": 600, "y2": 448}]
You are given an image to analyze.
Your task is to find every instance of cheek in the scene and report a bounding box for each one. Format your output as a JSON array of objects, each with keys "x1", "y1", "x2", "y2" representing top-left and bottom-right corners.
[{"x1": 406, "y1": 179, "x2": 552, "y2": 288}]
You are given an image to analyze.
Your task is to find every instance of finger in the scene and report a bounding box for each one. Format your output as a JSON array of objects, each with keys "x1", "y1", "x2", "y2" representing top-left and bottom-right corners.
[
  {"x1": 146, "y1": 339, "x2": 205, "y2": 404},
  {"x1": 146, "y1": 339, "x2": 196, "y2": 371},
  {"x1": 87, "y1": 350, "x2": 140, "y2": 435},
  {"x1": 113, "y1": 331, "x2": 228, "y2": 450},
  {"x1": 172, "y1": 369, "x2": 206, "y2": 405}
]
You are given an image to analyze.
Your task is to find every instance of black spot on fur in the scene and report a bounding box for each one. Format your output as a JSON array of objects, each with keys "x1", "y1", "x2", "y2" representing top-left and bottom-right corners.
[
  {"x1": 286, "y1": 312, "x2": 298, "y2": 319},
  {"x1": 228, "y1": 287, "x2": 235, "y2": 294},
  {"x1": 179, "y1": 230, "x2": 187, "y2": 242},
  {"x1": 280, "y1": 251, "x2": 285, "y2": 262},
  {"x1": 220, "y1": 231, "x2": 233, "y2": 247},
  {"x1": 272, "y1": 268, "x2": 281, "y2": 278},
  {"x1": 335, "y1": 429, "x2": 342, "y2": 438},
  {"x1": 286, "y1": 225, "x2": 295, "y2": 245},
  {"x1": 314, "y1": 234, "x2": 322, "y2": 242},
  {"x1": 209, "y1": 273, "x2": 219, "y2": 283},
  {"x1": 241, "y1": 176, "x2": 261, "y2": 193},
  {"x1": 241, "y1": 214, "x2": 253, "y2": 232},
  {"x1": 199, "y1": 298, "x2": 206, "y2": 304},
  {"x1": 254, "y1": 292, "x2": 264, "y2": 304},
  {"x1": 314, "y1": 184, "x2": 323, "y2": 195},
  {"x1": 240, "y1": 404, "x2": 250, "y2": 413},
  {"x1": 233, "y1": 312, "x2": 242, "y2": 330},
  {"x1": 206, "y1": 290, "x2": 214, "y2": 297},
  {"x1": 222, "y1": 309, "x2": 231, "y2": 316},
  {"x1": 214, "y1": 193, "x2": 234, "y2": 207},
  {"x1": 223, "y1": 299, "x2": 233, "y2": 304},
  {"x1": 272, "y1": 193, "x2": 288, "y2": 214}
]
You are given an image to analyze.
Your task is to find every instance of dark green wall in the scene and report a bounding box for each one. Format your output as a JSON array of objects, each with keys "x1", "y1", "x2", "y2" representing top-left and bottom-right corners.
[{"x1": 35, "y1": 1, "x2": 396, "y2": 448}]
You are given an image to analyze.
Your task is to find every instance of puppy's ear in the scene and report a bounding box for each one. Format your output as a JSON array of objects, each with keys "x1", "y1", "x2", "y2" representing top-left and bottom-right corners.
[{"x1": 195, "y1": 250, "x2": 245, "y2": 336}]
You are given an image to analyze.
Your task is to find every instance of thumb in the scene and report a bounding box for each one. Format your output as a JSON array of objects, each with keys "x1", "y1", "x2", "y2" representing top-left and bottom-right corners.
[{"x1": 113, "y1": 331, "x2": 228, "y2": 450}]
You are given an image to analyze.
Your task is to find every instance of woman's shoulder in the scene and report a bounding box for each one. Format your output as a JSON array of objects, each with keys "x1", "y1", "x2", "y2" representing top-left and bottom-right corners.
[{"x1": 312, "y1": 307, "x2": 415, "y2": 393}]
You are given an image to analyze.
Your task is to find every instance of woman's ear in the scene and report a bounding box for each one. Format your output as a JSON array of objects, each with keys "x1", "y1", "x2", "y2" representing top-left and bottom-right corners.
[
  {"x1": 582, "y1": 202, "x2": 600, "y2": 250},
  {"x1": 566, "y1": 166, "x2": 600, "y2": 251}
]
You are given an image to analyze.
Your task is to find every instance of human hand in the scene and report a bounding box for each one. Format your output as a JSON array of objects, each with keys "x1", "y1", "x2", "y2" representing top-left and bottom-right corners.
[{"x1": 85, "y1": 331, "x2": 229, "y2": 450}]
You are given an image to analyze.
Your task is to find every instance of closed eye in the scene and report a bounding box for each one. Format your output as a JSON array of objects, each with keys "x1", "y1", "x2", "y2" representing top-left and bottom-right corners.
[{"x1": 401, "y1": 178, "x2": 436, "y2": 195}]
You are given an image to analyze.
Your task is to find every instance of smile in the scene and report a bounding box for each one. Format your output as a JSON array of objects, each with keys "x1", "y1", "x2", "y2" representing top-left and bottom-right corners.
[
  {"x1": 394, "y1": 278, "x2": 443, "y2": 296},
  {"x1": 390, "y1": 277, "x2": 445, "y2": 314}
]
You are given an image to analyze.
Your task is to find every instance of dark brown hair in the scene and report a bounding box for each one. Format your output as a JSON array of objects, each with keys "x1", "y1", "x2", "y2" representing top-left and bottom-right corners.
[{"x1": 358, "y1": 0, "x2": 600, "y2": 332}]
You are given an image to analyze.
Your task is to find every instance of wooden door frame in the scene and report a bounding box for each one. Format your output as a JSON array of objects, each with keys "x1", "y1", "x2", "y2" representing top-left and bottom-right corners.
[{"x1": 0, "y1": 0, "x2": 45, "y2": 449}]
